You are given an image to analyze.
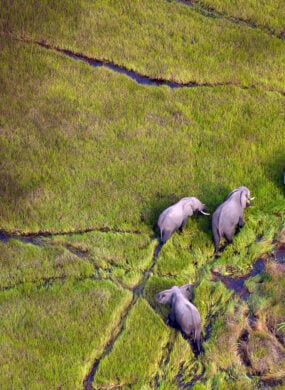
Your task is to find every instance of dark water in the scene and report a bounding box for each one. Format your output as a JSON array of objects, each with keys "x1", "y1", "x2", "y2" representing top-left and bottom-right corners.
[
  {"x1": 0, "y1": 231, "x2": 43, "y2": 246},
  {"x1": 62, "y1": 50, "x2": 197, "y2": 88},
  {"x1": 36, "y1": 42, "x2": 198, "y2": 89},
  {"x1": 0, "y1": 233, "x2": 9, "y2": 243},
  {"x1": 211, "y1": 259, "x2": 265, "y2": 300}
]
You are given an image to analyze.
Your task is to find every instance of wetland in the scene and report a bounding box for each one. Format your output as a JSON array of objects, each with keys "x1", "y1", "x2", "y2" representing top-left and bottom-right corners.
[{"x1": 0, "y1": 0, "x2": 285, "y2": 388}]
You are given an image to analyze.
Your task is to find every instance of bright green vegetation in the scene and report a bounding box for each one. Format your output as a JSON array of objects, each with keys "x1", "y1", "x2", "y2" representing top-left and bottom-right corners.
[
  {"x1": 0, "y1": 231, "x2": 154, "y2": 289},
  {"x1": 191, "y1": 0, "x2": 285, "y2": 36},
  {"x1": 0, "y1": 239, "x2": 94, "y2": 289},
  {"x1": 46, "y1": 231, "x2": 155, "y2": 288},
  {"x1": 1, "y1": 37, "x2": 284, "y2": 233},
  {"x1": 94, "y1": 298, "x2": 171, "y2": 388},
  {"x1": 0, "y1": 279, "x2": 132, "y2": 389},
  {"x1": 1, "y1": 0, "x2": 285, "y2": 89},
  {"x1": 1, "y1": 0, "x2": 285, "y2": 389}
]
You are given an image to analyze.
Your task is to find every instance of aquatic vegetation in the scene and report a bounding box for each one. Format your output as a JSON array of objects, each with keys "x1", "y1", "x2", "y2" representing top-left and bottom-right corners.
[{"x1": 0, "y1": 0, "x2": 285, "y2": 388}]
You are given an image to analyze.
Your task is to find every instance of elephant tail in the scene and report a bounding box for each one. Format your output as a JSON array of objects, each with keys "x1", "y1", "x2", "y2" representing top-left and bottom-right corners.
[
  {"x1": 212, "y1": 225, "x2": 221, "y2": 253},
  {"x1": 161, "y1": 229, "x2": 172, "y2": 243},
  {"x1": 194, "y1": 324, "x2": 201, "y2": 352}
]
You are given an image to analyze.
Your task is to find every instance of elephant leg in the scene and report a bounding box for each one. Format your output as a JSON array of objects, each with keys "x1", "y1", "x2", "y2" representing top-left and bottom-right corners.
[
  {"x1": 238, "y1": 216, "x2": 244, "y2": 228},
  {"x1": 167, "y1": 312, "x2": 178, "y2": 329},
  {"x1": 161, "y1": 229, "x2": 172, "y2": 243},
  {"x1": 224, "y1": 232, "x2": 233, "y2": 244},
  {"x1": 179, "y1": 218, "x2": 188, "y2": 233},
  {"x1": 212, "y1": 227, "x2": 220, "y2": 253}
]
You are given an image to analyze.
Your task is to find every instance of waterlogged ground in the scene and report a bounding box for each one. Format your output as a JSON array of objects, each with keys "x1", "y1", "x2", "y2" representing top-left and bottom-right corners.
[{"x1": 1, "y1": 0, "x2": 285, "y2": 388}]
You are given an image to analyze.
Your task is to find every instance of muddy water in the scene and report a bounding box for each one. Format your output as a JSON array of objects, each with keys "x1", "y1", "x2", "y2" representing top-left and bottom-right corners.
[
  {"x1": 0, "y1": 231, "x2": 44, "y2": 246},
  {"x1": 211, "y1": 259, "x2": 265, "y2": 300},
  {"x1": 212, "y1": 243, "x2": 285, "y2": 300}
]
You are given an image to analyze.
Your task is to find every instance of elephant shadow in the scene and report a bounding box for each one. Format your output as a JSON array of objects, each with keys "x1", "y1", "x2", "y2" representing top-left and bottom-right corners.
[{"x1": 140, "y1": 191, "x2": 179, "y2": 238}]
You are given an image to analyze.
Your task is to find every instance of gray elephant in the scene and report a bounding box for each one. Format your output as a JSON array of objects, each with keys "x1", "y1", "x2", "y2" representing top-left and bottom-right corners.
[
  {"x1": 158, "y1": 197, "x2": 209, "y2": 243},
  {"x1": 212, "y1": 186, "x2": 254, "y2": 253},
  {"x1": 155, "y1": 284, "x2": 201, "y2": 351}
]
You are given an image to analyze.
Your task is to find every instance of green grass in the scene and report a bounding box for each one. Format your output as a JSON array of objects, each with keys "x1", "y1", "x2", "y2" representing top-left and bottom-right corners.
[
  {"x1": 1, "y1": 1, "x2": 285, "y2": 388},
  {"x1": 0, "y1": 231, "x2": 155, "y2": 290},
  {"x1": 0, "y1": 239, "x2": 94, "y2": 289},
  {"x1": 1, "y1": 0, "x2": 285, "y2": 89},
  {"x1": 191, "y1": 0, "x2": 285, "y2": 36},
  {"x1": 0, "y1": 279, "x2": 132, "y2": 389},
  {"x1": 1, "y1": 37, "x2": 284, "y2": 234},
  {"x1": 47, "y1": 231, "x2": 155, "y2": 289},
  {"x1": 94, "y1": 298, "x2": 171, "y2": 388}
]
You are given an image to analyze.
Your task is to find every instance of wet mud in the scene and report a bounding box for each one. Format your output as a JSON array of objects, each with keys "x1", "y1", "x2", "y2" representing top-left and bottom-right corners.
[
  {"x1": 274, "y1": 243, "x2": 285, "y2": 264},
  {"x1": 0, "y1": 231, "x2": 44, "y2": 246}
]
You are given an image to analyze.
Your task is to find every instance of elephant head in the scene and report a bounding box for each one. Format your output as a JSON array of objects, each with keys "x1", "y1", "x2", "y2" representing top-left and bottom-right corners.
[
  {"x1": 226, "y1": 186, "x2": 254, "y2": 208},
  {"x1": 212, "y1": 186, "x2": 254, "y2": 253},
  {"x1": 155, "y1": 284, "x2": 201, "y2": 352},
  {"x1": 157, "y1": 197, "x2": 209, "y2": 243},
  {"x1": 155, "y1": 283, "x2": 194, "y2": 304}
]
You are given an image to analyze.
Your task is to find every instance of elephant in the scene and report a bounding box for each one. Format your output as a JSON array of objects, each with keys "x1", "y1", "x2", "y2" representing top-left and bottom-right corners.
[
  {"x1": 157, "y1": 197, "x2": 209, "y2": 243},
  {"x1": 155, "y1": 284, "x2": 201, "y2": 351},
  {"x1": 212, "y1": 186, "x2": 254, "y2": 253}
]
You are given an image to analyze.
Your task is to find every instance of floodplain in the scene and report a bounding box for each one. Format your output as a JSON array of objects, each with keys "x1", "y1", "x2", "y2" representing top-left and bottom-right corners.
[{"x1": 0, "y1": 0, "x2": 285, "y2": 388}]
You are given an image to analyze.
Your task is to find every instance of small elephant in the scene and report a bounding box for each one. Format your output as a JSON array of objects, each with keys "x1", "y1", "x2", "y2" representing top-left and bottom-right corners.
[
  {"x1": 212, "y1": 186, "x2": 254, "y2": 253},
  {"x1": 155, "y1": 284, "x2": 201, "y2": 351},
  {"x1": 157, "y1": 197, "x2": 209, "y2": 243}
]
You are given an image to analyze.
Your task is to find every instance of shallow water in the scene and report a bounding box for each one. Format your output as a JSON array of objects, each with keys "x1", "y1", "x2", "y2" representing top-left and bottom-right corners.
[{"x1": 211, "y1": 259, "x2": 265, "y2": 301}]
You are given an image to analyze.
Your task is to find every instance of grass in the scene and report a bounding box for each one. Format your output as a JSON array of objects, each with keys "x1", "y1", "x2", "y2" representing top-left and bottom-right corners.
[
  {"x1": 1, "y1": 0, "x2": 285, "y2": 89},
  {"x1": 45, "y1": 231, "x2": 155, "y2": 289},
  {"x1": 190, "y1": 0, "x2": 285, "y2": 36},
  {"x1": 93, "y1": 298, "x2": 171, "y2": 388},
  {"x1": 0, "y1": 37, "x2": 284, "y2": 234},
  {"x1": 0, "y1": 279, "x2": 132, "y2": 389},
  {"x1": 0, "y1": 231, "x2": 155, "y2": 290},
  {"x1": 0, "y1": 0, "x2": 285, "y2": 388}
]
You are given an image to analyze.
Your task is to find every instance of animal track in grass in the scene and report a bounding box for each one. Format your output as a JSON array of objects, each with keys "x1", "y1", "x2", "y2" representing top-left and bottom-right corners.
[
  {"x1": 177, "y1": 0, "x2": 285, "y2": 40},
  {"x1": 83, "y1": 241, "x2": 163, "y2": 389}
]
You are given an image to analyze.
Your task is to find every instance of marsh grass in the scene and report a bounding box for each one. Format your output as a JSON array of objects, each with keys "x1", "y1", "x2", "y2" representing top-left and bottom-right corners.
[
  {"x1": 0, "y1": 239, "x2": 94, "y2": 289},
  {"x1": 161, "y1": 332, "x2": 197, "y2": 387},
  {"x1": 1, "y1": 0, "x2": 285, "y2": 88},
  {"x1": 1, "y1": 37, "x2": 284, "y2": 234},
  {"x1": 191, "y1": 0, "x2": 285, "y2": 36},
  {"x1": 47, "y1": 231, "x2": 155, "y2": 288},
  {"x1": 0, "y1": 1, "x2": 285, "y2": 388},
  {"x1": 93, "y1": 298, "x2": 171, "y2": 388},
  {"x1": 0, "y1": 279, "x2": 132, "y2": 389}
]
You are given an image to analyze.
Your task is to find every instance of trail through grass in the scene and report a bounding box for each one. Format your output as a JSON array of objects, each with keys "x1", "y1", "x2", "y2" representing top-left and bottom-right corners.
[{"x1": 0, "y1": 1, "x2": 285, "y2": 388}]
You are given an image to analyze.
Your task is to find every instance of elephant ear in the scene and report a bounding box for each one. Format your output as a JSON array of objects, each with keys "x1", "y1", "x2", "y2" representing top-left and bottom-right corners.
[
  {"x1": 183, "y1": 201, "x2": 194, "y2": 216},
  {"x1": 179, "y1": 284, "x2": 194, "y2": 299},
  {"x1": 240, "y1": 190, "x2": 248, "y2": 208}
]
